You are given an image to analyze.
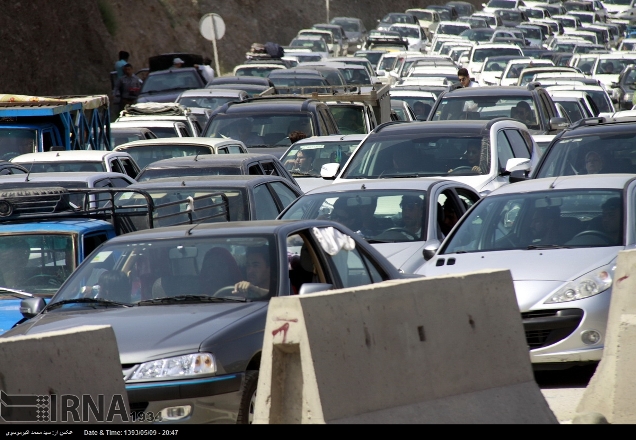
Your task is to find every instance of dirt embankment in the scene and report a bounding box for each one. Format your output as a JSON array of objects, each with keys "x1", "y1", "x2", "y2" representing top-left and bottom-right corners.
[{"x1": 1, "y1": 0, "x2": 482, "y2": 97}]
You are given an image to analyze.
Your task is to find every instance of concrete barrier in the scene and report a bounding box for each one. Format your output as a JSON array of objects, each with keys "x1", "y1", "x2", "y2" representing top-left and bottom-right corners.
[
  {"x1": 0, "y1": 325, "x2": 128, "y2": 424},
  {"x1": 253, "y1": 270, "x2": 557, "y2": 424},
  {"x1": 576, "y1": 249, "x2": 636, "y2": 423}
]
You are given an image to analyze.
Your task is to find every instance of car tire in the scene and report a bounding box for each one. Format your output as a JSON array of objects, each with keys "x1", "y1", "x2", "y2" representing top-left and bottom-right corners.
[{"x1": 237, "y1": 370, "x2": 258, "y2": 424}]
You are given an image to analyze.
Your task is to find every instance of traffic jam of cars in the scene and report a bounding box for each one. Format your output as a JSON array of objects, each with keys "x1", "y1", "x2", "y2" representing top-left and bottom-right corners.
[{"x1": 3, "y1": 0, "x2": 636, "y2": 424}]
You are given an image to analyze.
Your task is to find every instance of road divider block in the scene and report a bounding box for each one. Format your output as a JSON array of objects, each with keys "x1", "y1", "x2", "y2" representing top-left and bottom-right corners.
[
  {"x1": 0, "y1": 325, "x2": 128, "y2": 423},
  {"x1": 254, "y1": 270, "x2": 557, "y2": 424},
  {"x1": 577, "y1": 249, "x2": 636, "y2": 423}
]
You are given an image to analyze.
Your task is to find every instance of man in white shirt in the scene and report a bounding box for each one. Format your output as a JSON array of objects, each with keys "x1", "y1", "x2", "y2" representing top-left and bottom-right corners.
[{"x1": 458, "y1": 68, "x2": 480, "y2": 87}]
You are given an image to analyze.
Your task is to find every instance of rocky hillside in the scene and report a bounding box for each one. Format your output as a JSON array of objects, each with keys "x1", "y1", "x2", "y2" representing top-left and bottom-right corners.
[{"x1": 1, "y1": 0, "x2": 481, "y2": 97}]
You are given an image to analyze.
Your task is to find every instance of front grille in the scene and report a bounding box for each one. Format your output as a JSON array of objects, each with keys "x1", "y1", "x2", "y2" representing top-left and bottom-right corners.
[{"x1": 522, "y1": 308, "x2": 584, "y2": 350}]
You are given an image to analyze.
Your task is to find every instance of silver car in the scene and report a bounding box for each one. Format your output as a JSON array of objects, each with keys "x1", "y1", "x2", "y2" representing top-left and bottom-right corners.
[
  {"x1": 278, "y1": 178, "x2": 480, "y2": 273},
  {"x1": 416, "y1": 174, "x2": 635, "y2": 367}
]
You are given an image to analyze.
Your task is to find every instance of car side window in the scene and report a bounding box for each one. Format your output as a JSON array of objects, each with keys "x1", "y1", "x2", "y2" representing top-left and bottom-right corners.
[
  {"x1": 455, "y1": 188, "x2": 480, "y2": 210},
  {"x1": 177, "y1": 124, "x2": 190, "y2": 137},
  {"x1": 119, "y1": 158, "x2": 139, "y2": 178},
  {"x1": 497, "y1": 130, "x2": 515, "y2": 170},
  {"x1": 110, "y1": 177, "x2": 132, "y2": 188},
  {"x1": 261, "y1": 161, "x2": 279, "y2": 176},
  {"x1": 84, "y1": 233, "x2": 109, "y2": 258},
  {"x1": 253, "y1": 184, "x2": 280, "y2": 220},
  {"x1": 504, "y1": 129, "x2": 531, "y2": 159},
  {"x1": 228, "y1": 145, "x2": 244, "y2": 154},
  {"x1": 218, "y1": 147, "x2": 228, "y2": 154},
  {"x1": 323, "y1": 241, "x2": 373, "y2": 288},
  {"x1": 268, "y1": 181, "x2": 299, "y2": 210},
  {"x1": 94, "y1": 179, "x2": 112, "y2": 188},
  {"x1": 248, "y1": 163, "x2": 264, "y2": 175},
  {"x1": 109, "y1": 159, "x2": 124, "y2": 174}
]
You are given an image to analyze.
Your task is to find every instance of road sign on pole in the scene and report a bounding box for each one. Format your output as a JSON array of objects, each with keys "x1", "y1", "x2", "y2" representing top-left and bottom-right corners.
[{"x1": 199, "y1": 13, "x2": 225, "y2": 77}]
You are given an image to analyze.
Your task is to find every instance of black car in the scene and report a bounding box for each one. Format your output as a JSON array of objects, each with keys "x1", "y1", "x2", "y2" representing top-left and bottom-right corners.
[
  {"x1": 330, "y1": 17, "x2": 368, "y2": 53},
  {"x1": 203, "y1": 97, "x2": 340, "y2": 156},
  {"x1": 136, "y1": 153, "x2": 299, "y2": 189},
  {"x1": 427, "y1": 5, "x2": 460, "y2": 21},
  {"x1": 7, "y1": 220, "x2": 404, "y2": 423},
  {"x1": 111, "y1": 127, "x2": 158, "y2": 148},
  {"x1": 529, "y1": 117, "x2": 636, "y2": 179},
  {"x1": 137, "y1": 68, "x2": 206, "y2": 104},
  {"x1": 611, "y1": 64, "x2": 636, "y2": 110},
  {"x1": 446, "y1": 1, "x2": 475, "y2": 17},
  {"x1": 123, "y1": 175, "x2": 302, "y2": 223},
  {"x1": 427, "y1": 84, "x2": 567, "y2": 135}
]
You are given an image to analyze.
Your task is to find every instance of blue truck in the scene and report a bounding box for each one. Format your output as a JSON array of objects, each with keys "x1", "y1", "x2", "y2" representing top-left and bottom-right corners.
[
  {"x1": 0, "y1": 94, "x2": 111, "y2": 160},
  {"x1": 0, "y1": 186, "x2": 230, "y2": 333}
]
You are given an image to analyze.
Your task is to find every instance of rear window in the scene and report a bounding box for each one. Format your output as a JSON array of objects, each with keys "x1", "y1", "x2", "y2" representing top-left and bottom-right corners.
[{"x1": 136, "y1": 166, "x2": 242, "y2": 182}]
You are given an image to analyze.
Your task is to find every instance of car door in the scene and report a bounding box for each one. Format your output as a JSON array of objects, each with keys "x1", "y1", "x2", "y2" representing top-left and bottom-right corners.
[
  {"x1": 251, "y1": 183, "x2": 281, "y2": 220},
  {"x1": 268, "y1": 180, "x2": 302, "y2": 212}
]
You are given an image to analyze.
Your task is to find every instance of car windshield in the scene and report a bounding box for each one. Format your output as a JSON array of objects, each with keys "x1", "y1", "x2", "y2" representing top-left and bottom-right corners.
[
  {"x1": 0, "y1": 130, "x2": 37, "y2": 160},
  {"x1": 571, "y1": 13, "x2": 594, "y2": 23},
  {"x1": 117, "y1": 145, "x2": 212, "y2": 169},
  {"x1": 594, "y1": 58, "x2": 636, "y2": 75},
  {"x1": 300, "y1": 32, "x2": 333, "y2": 44},
  {"x1": 408, "y1": 10, "x2": 435, "y2": 20},
  {"x1": 581, "y1": 89, "x2": 612, "y2": 112},
  {"x1": 520, "y1": 27, "x2": 543, "y2": 39},
  {"x1": 281, "y1": 139, "x2": 361, "y2": 177},
  {"x1": 621, "y1": 41, "x2": 636, "y2": 51},
  {"x1": 0, "y1": 234, "x2": 75, "y2": 296},
  {"x1": 506, "y1": 62, "x2": 548, "y2": 78},
  {"x1": 438, "y1": 24, "x2": 469, "y2": 35},
  {"x1": 291, "y1": 39, "x2": 328, "y2": 52},
  {"x1": 15, "y1": 161, "x2": 106, "y2": 173},
  {"x1": 49, "y1": 235, "x2": 277, "y2": 306},
  {"x1": 488, "y1": 0, "x2": 517, "y2": 7},
  {"x1": 205, "y1": 114, "x2": 314, "y2": 148},
  {"x1": 235, "y1": 66, "x2": 281, "y2": 78},
  {"x1": 604, "y1": 0, "x2": 630, "y2": 4},
  {"x1": 355, "y1": 52, "x2": 385, "y2": 68},
  {"x1": 461, "y1": 29, "x2": 495, "y2": 42},
  {"x1": 141, "y1": 71, "x2": 201, "y2": 93},
  {"x1": 535, "y1": 131, "x2": 636, "y2": 178},
  {"x1": 176, "y1": 96, "x2": 235, "y2": 111},
  {"x1": 332, "y1": 19, "x2": 361, "y2": 32},
  {"x1": 484, "y1": 58, "x2": 514, "y2": 71},
  {"x1": 496, "y1": 10, "x2": 523, "y2": 20},
  {"x1": 115, "y1": 188, "x2": 247, "y2": 223},
  {"x1": 341, "y1": 133, "x2": 491, "y2": 179},
  {"x1": 473, "y1": 47, "x2": 522, "y2": 62},
  {"x1": 432, "y1": 96, "x2": 539, "y2": 129},
  {"x1": 525, "y1": 9, "x2": 545, "y2": 18},
  {"x1": 378, "y1": 56, "x2": 398, "y2": 71},
  {"x1": 443, "y1": 189, "x2": 623, "y2": 254},
  {"x1": 329, "y1": 107, "x2": 367, "y2": 135},
  {"x1": 136, "y1": 166, "x2": 242, "y2": 182},
  {"x1": 281, "y1": 190, "x2": 428, "y2": 242}
]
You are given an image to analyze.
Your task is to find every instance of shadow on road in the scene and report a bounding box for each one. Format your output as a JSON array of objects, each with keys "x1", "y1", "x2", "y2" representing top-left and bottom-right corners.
[{"x1": 534, "y1": 363, "x2": 598, "y2": 389}]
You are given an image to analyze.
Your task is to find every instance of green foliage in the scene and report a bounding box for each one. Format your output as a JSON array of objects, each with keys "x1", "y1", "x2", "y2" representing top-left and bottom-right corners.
[{"x1": 98, "y1": 0, "x2": 118, "y2": 36}]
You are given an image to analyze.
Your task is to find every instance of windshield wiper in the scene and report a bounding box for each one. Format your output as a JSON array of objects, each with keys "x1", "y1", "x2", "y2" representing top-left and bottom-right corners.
[
  {"x1": 45, "y1": 298, "x2": 132, "y2": 312},
  {"x1": 526, "y1": 244, "x2": 572, "y2": 250},
  {"x1": 291, "y1": 172, "x2": 320, "y2": 177},
  {"x1": 0, "y1": 287, "x2": 33, "y2": 298},
  {"x1": 366, "y1": 239, "x2": 397, "y2": 244},
  {"x1": 380, "y1": 174, "x2": 423, "y2": 179},
  {"x1": 247, "y1": 144, "x2": 281, "y2": 149},
  {"x1": 137, "y1": 295, "x2": 248, "y2": 306}
]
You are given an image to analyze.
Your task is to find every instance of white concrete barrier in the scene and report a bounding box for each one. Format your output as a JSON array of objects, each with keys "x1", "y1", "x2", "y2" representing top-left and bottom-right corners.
[
  {"x1": 0, "y1": 325, "x2": 128, "y2": 423},
  {"x1": 254, "y1": 270, "x2": 557, "y2": 424},
  {"x1": 576, "y1": 249, "x2": 636, "y2": 423}
]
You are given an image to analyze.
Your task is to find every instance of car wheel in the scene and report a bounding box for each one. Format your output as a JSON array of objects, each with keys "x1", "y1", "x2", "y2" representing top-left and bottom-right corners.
[{"x1": 237, "y1": 370, "x2": 258, "y2": 424}]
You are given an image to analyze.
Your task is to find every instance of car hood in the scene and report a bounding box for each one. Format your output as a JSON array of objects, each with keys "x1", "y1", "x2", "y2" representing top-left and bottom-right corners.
[
  {"x1": 372, "y1": 241, "x2": 426, "y2": 273},
  {"x1": 6, "y1": 301, "x2": 268, "y2": 365},
  {"x1": 418, "y1": 247, "x2": 620, "y2": 307},
  {"x1": 295, "y1": 177, "x2": 333, "y2": 193},
  {"x1": 419, "y1": 247, "x2": 619, "y2": 282},
  {"x1": 480, "y1": 71, "x2": 502, "y2": 85},
  {"x1": 137, "y1": 91, "x2": 186, "y2": 103},
  {"x1": 594, "y1": 73, "x2": 619, "y2": 88},
  {"x1": 437, "y1": 173, "x2": 495, "y2": 193}
]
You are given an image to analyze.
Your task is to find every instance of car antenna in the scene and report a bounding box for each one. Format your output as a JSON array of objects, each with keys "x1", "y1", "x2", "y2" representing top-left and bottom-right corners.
[
  {"x1": 25, "y1": 158, "x2": 36, "y2": 182},
  {"x1": 194, "y1": 153, "x2": 199, "y2": 161},
  {"x1": 549, "y1": 175, "x2": 560, "y2": 189}
]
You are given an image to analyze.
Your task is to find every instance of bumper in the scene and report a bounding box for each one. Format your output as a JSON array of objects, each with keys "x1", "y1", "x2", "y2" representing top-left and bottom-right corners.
[
  {"x1": 126, "y1": 373, "x2": 243, "y2": 423},
  {"x1": 524, "y1": 288, "x2": 611, "y2": 364}
]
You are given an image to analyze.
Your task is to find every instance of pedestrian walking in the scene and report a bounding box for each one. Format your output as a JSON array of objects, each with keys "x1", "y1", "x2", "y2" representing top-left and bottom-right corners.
[{"x1": 113, "y1": 63, "x2": 143, "y2": 116}]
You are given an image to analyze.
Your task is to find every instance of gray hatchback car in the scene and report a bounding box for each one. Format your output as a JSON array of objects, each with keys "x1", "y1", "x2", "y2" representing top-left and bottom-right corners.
[{"x1": 417, "y1": 174, "x2": 635, "y2": 368}]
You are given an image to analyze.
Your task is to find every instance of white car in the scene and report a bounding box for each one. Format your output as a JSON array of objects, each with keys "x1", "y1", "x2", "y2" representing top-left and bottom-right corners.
[
  {"x1": 434, "y1": 21, "x2": 471, "y2": 38},
  {"x1": 467, "y1": 44, "x2": 524, "y2": 78},
  {"x1": 405, "y1": 8, "x2": 441, "y2": 38},
  {"x1": 482, "y1": 0, "x2": 525, "y2": 13},
  {"x1": 543, "y1": 84, "x2": 615, "y2": 116},
  {"x1": 389, "y1": 23, "x2": 426, "y2": 52},
  {"x1": 591, "y1": 54, "x2": 636, "y2": 89},
  {"x1": 500, "y1": 59, "x2": 555, "y2": 86},
  {"x1": 297, "y1": 29, "x2": 339, "y2": 57},
  {"x1": 113, "y1": 137, "x2": 248, "y2": 170},
  {"x1": 115, "y1": 103, "x2": 202, "y2": 138},
  {"x1": 11, "y1": 150, "x2": 141, "y2": 180},
  {"x1": 175, "y1": 88, "x2": 248, "y2": 113}
]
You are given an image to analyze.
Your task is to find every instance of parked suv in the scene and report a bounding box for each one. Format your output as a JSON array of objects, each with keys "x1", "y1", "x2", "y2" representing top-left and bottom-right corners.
[
  {"x1": 203, "y1": 97, "x2": 341, "y2": 156},
  {"x1": 427, "y1": 84, "x2": 568, "y2": 136}
]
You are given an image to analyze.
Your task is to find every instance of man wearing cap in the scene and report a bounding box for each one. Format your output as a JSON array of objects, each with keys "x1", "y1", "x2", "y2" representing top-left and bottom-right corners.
[{"x1": 173, "y1": 57, "x2": 185, "y2": 68}]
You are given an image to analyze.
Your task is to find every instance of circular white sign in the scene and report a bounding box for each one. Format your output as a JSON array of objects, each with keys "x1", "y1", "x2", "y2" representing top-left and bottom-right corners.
[{"x1": 199, "y1": 13, "x2": 225, "y2": 41}]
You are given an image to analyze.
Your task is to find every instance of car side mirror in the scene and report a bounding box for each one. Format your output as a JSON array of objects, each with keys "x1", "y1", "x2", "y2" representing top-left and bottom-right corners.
[
  {"x1": 423, "y1": 239, "x2": 441, "y2": 261},
  {"x1": 482, "y1": 3, "x2": 487, "y2": 7},
  {"x1": 610, "y1": 82, "x2": 619, "y2": 88},
  {"x1": 20, "y1": 297, "x2": 46, "y2": 319},
  {"x1": 509, "y1": 169, "x2": 528, "y2": 183},
  {"x1": 495, "y1": 74, "x2": 502, "y2": 79},
  {"x1": 505, "y1": 158, "x2": 531, "y2": 173},
  {"x1": 549, "y1": 117, "x2": 569, "y2": 130},
  {"x1": 298, "y1": 283, "x2": 333, "y2": 295},
  {"x1": 321, "y1": 162, "x2": 341, "y2": 180},
  {"x1": 459, "y1": 55, "x2": 469, "y2": 64}
]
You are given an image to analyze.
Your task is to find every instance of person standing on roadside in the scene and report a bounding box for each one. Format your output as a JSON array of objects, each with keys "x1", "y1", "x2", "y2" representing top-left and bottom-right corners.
[
  {"x1": 457, "y1": 68, "x2": 480, "y2": 88},
  {"x1": 195, "y1": 58, "x2": 215, "y2": 83},
  {"x1": 113, "y1": 63, "x2": 143, "y2": 115},
  {"x1": 115, "y1": 51, "x2": 130, "y2": 79}
]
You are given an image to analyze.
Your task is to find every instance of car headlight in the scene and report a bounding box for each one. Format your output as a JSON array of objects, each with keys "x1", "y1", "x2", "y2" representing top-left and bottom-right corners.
[
  {"x1": 544, "y1": 265, "x2": 614, "y2": 304},
  {"x1": 129, "y1": 353, "x2": 216, "y2": 381}
]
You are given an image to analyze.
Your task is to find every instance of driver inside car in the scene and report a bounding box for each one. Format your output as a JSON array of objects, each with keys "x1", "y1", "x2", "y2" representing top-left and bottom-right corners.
[
  {"x1": 448, "y1": 141, "x2": 483, "y2": 174},
  {"x1": 587, "y1": 197, "x2": 622, "y2": 245},
  {"x1": 397, "y1": 195, "x2": 423, "y2": 240},
  {"x1": 233, "y1": 246, "x2": 271, "y2": 299}
]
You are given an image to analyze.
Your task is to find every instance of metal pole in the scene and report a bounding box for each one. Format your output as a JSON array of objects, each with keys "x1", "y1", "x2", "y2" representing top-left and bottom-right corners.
[
  {"x1": 326, "y1": 0, "x2": 330, "y2": 23},
  {"x1": 211, "y1": 18, "x2": 221, "y2": 77}
]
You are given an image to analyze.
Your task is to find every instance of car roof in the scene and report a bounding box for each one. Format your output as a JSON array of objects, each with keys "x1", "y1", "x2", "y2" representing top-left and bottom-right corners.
[
  {"x1": 110, "y1": 121, "x2": 180, "y2": 129},
  {"x1": 11, "y1": 151, "x2": 131, "y2": 163},
  {"x1": 140, "y1": 153, "x2": 280, "y2": 169},
  {"x1": 291, "y1": 134, "x2": 366, "y2": 145},
  {"x1": 129, "y1": 175, "x2": 291, "y2": 189},
  {"x1": 493, "y1": 174, "x2": 636, "y2": 195},
  {"x1": 442, "y1": 86, "x2": 533, "y2": 97},
  {"x1": 305, "y1": 177, "x2": 456, "y2": 194},
  {"x1": 207, "y1": 76, "x2": 273, "y2": 87},
  {"x1": 212, "y1": 97, "x2": 324, "y2": 114},
  {"x1": 178, "y1": 88, "x2": 247, "y2": 98},
  {"x1": 372, "y1": 120, "x2": 494, "y2": 136},
  {"x1": 113, "y1": 137, "x2": 245, "y2": 150},
  {"x1": 0, "y1": 172, "x2": 132, "y2": 183}
]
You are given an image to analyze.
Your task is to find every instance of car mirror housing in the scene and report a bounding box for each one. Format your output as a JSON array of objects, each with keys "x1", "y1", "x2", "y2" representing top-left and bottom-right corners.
[
  {"x1": 423, "y1": 239, "x2": 441, "y2": 261},
  {"x1": 321, "y1": 162, "x2": 340, "y2": 180},
  {"x1": 549, "y1": 117, "x2": 569, "y2": 130},
  {"x1": 20, "y1": 297, "x2": 46, "y2": 319},
  {"x1": 505, "y1": 158, "x2": 531, "y2": 173},
  {"x1": 509, "y1": 169, "x2": 528, "y2": 183},
  {"x1": 298, "y1": 283, "x2": 333, "y2": 295}
]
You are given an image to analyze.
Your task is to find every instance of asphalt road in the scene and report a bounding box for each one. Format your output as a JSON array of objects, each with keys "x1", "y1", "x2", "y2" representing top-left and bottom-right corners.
[{"x1": 536, "y1": 364, "x2": 598, "y2": 423}]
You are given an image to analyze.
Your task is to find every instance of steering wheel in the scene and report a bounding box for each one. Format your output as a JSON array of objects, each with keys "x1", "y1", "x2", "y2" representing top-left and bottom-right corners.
[
  {"x1": 212, "y1": 285, "x2": 236, "y2": 297},
  {"x1": 25, "y1": 274, "x2": 63, "y2": 286},
  {"x1": 571, "y1": 230, "x2": 614, "y2": 244},
  {"x1": 378, "y1": 227, "x2": 417, "y2": 241},
  {"x1": 447, "y1": 166, "x2": 475, "y2": 175}
]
